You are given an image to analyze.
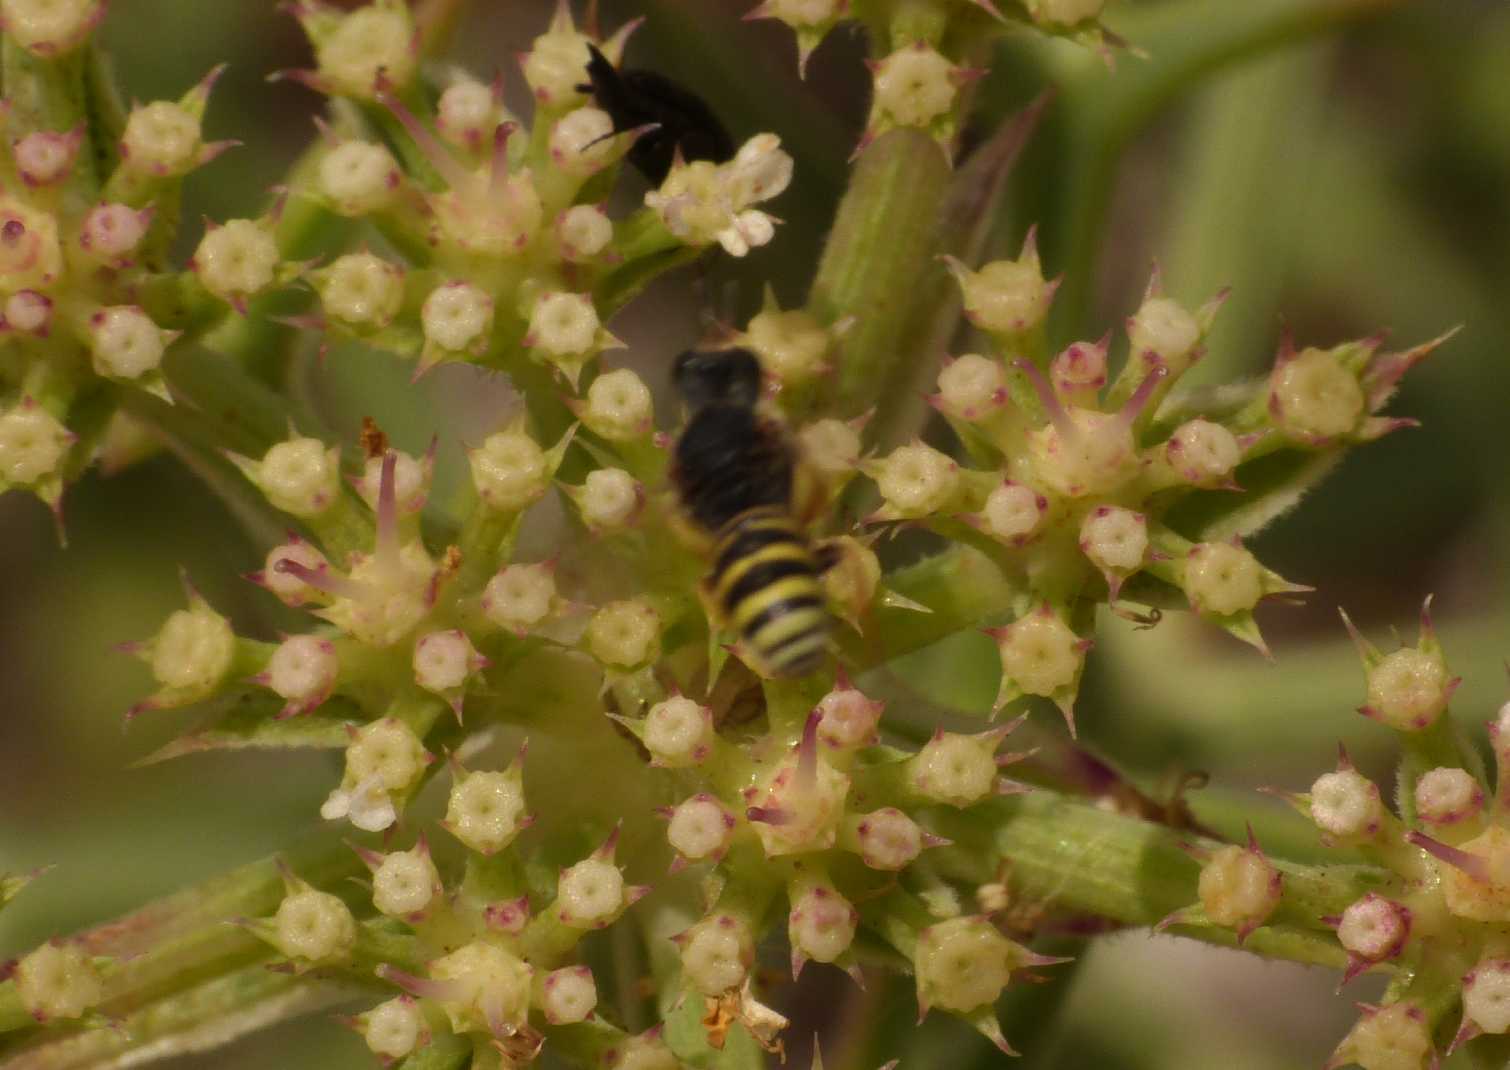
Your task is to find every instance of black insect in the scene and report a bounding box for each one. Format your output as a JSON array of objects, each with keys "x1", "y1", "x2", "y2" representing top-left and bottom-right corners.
[
  {"x1": 670, "y1": 348, "x2": 830, "y2": 679},
  {"x1": 579, "y1": 43, "x2": 735, "y2": 186}
]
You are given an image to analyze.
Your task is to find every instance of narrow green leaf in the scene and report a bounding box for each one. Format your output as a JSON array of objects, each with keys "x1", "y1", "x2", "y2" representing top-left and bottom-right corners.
[{"x1": 133, "y1": 692, "x2": 361, "y2": 767}]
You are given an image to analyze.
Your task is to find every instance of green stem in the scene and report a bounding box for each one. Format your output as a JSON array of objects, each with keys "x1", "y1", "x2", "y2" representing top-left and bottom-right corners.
[
  {"x1": 807, "y1": 128, "x2": 952, "y2": 419},
  {"x1": 930, "y1": 790, "x2": 1392, "y2": 971}
]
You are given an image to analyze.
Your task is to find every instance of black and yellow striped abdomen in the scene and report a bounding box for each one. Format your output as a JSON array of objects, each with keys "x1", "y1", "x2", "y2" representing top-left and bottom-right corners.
[{"x1": 708, "y1": 507, "x2": 829, "y2": 678}]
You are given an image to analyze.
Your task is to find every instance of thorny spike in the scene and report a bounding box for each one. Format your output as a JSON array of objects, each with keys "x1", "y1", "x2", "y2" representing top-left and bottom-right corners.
[
  {"x1": 1406, "y1": 830, "x2": 1490, "y2": 881},
  {"x1": 274, "y1": 557, "x2": 365, "y2": 601},
  {"x1": 1118, "y1": 364, "x2": 1169, "y2": 425},
  {"x1": 489, "y1": 121, "x2": 518, "y2": 196},
  {"x1": 796, "y1": 708, "x2": 821, "y2": 791},
  {"x1": 375, "y1": 451, "x2": 400, "y2": 570},
  {"x1": 1011, "y1": 358, "x2": 1074, "y2": 438},
  {"x1": 377, "y1": 79, "x2": 473, "y2": 193}
]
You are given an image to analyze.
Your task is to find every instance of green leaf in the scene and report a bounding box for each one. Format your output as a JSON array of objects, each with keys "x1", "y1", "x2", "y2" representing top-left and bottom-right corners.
[
  {"x1": 134, "y1": 691, "x2": 359, "y2": 766},
  {"x1": 1, "y1": 867, "x2": 50, "y2": 914},
  {"x1": 1163, "y1": 447, "x2": 1342, "y2": 542}
]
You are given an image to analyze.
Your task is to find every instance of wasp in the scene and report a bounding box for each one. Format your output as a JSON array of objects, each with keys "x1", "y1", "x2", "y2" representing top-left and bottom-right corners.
[
  {"x1": 669, "y1": 348, "x2": 830, "y2": 679},
  {"x1": 579, "y1": 43, "x2": 735, "y2": 186}
]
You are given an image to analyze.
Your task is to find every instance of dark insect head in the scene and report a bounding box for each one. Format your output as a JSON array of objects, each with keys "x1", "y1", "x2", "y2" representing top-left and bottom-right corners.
[
  {"x1": 578, "y1": 43, "x2": 735, "y2": 186},
  {"x1": 673, "y1": 348, "x2": 762, "y2": 411}
]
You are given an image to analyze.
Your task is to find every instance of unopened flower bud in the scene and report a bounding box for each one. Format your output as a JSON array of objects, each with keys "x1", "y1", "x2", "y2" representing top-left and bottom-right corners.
[
  {"x1": 909, "y1": 730, "x2": 1002, "y2": 807},
  {"x1": 274, "y1": 887, "x2": 356, "y2": 962},
  {"x1": 1025, "y1": 0, "x2": 1104, "y2": 24},
  {"x1": 1164, "y1": 419, "x2": 1240, "y2": 486},
  {"x1": 1366, "y1": 648, "x2": 1451, "y2": 732},
  {"x1": 0, "y1": 401, "x2": 71, "y2": 485},
  {"x1": 14, "y1": 127, "x2": 81, "y2": 186},
  {"x1": 582, "y1": 369, "x2": 653, "y2": 441},
  {"x1": 121, "y1": 101, "x2": 203, "y2": 177},
  {"x1": 1183, "y1": 542, "x2": 1263, "y2": 617},
  {"x1": 1270, "y1": 347, "x2": 1365, "y2": 441},
  {"x1": 1329, "y1": 1002, "x2": 1432, "y2": 1070},
  {"x1": 789, "y1": 881, "x2": 857, "y2": 965},
  {"x1": 980, "y1": 481, "x2": 1045, "y2": 544},
  {"x1": 820, "y1": 536, "x2": 880, "y2": 625},
  {"x1": 1079, "y1": 506, "x2": 1147, "y2": 583},
  {"x1": 261, "y1": 539, "x2": 328, "y2": 607},
  {"x1": 936, "y1": 354, "x2": 1007, "y2": 421},
  {"x1": 319, "y1": 141, "x2": 399, "y2": 216},
  {"x1": 151, "y1": 600, "x2": 235, "y2": 698},
  {"x1": 992, "y1": 605, "x2": 1085, "y2": 701},
  {"x1": 1464, "y1": 960, "x2": 1510, "y2": 1035},
  {"x1": 0, "y1": 200, "x2": 62, "y2": 290},
  {"x1": 422, "y1": 282, "x2": 493, "y2": 355},
  {"x1": 445, "y1": 763, "x2": 527, "y2": 854},
  {"x1": 667, "y1": 794, "x2": 736, "y2": 861},
  {"x1": 849, "y1": 807, "x2": 923, "y2": 870},
  {"x1": 587, "y1": 600, "x2": 660, "y2": 668},
  {"x1": 318, "y1": 252, "x2": 403, "y2": 330},
  {"x1": 540, "y1": 966, "x2": 597, "y2": 1024},
  {"x1": 817, "y1": 682, "x2": 884, "y2": 750},
  {"x1": 550, "y1": 107, "x2": 619, "y2": 176},
  {"x1": 322, "y1": 718, "x2": 428, "y2": 831},
  {"x1": 194, "y1": 219, "x2": 280, "y2": 305},
  {"x1": 947, "y1": 244, "x2": 1052, "y2": 335},
  {"x1": 575, "y1": 467, "x2": 643, "y2": 532},
  {"x1": 1415, "y1": 767, "x2": 1483, "y2": 827},
  {"x1": 1197, "y1": 843, "x2": 1281, "y2": 933},
  {"x1": 747, "y1": 305, "x2": 830, "y2": 385},
  {"x1": 372, "y1": 846, "x2": 440, "y2": 919},
  {"x1": 412, "y1": 629, "x2": 485, "y2": 694},
  {"x1": 869, "y1": 442, "x2": 959, "y2": 518},
  {"x1": 871, "y1": 43, "x2": 961, "y2": 128},
  {"x1": 482, "y1": 563, "x2": 556, "y2": 633},
  {"x1": 526, "y1": 292, "x2": 612, "y2": 378},
  {"x1": 558, "y1": 856, "x2": 627, "y2": 928},
  {"x1": 311, "y1": 2, "x2": 417, "y2": 98},
  {"x1": 1338, "y1": 894, "x2": 1410, "y2": 964},
  {"x1": 437, "y1": 79, "x2": 500, "y2": 150},
  {"x1": 266, "y1": 635, "x2": 337, "y2": 715},
  {"x1": 470, "y1": 427, "x2": 548, "y2": 512},
  {"x1": 79, "y1": 203, "x2": 152, "y2": 266},
  {"x1": 679, "y1": 913, "x2": 754, "y2": 996},
  {"x1": 363, "y1": 997, "x2": 422, "y2": 1059},
  {"x1": 522, "y1": 16, "x2": 592, "y2": 108},
  {"x1": 556, "y1": 204, "x2": 612, "y2": 261},
  {"x1": 799, "y1": 418, "x2": 861, "y2": 479},
  {"x1": 1128, "y1": 296, "x2": 1200, "y2": 371},
  {"x1": 0, "y1": 0, "x2": 104, "y2": 55},
  {"x1": 1309, "y1": 768, "x2": 1384, "y2": 840},
  {"x1": 15, "y1": 943, "x2": 101, "y2": 1021},
  {"x1": 644, "y1": 696, "x2": 714, "y2": 767},
  {"x1": 915, "y1": 916, "x2": 1015, "y2": 1014},
  {"x1": 89, "y1": 306, "x2": 171, "y2": 380},
  {"x1": 5, "y1": 290, "x2": 51, "y2": 334},
  {"x1": 238, "y1": 437, "x2": 341, "y2": 517},
  {"x1": 609, "y1": 1036, "x2": 681, "y2": 1070},
  {"x1": 427, "y1": 942, "x2": 532, "y2": 1036}
]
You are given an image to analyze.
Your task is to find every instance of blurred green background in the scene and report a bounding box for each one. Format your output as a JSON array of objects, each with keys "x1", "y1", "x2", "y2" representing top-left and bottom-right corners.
[{"x1": 2, "y1": 1, "x2": 1509, "y2": 1067}]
